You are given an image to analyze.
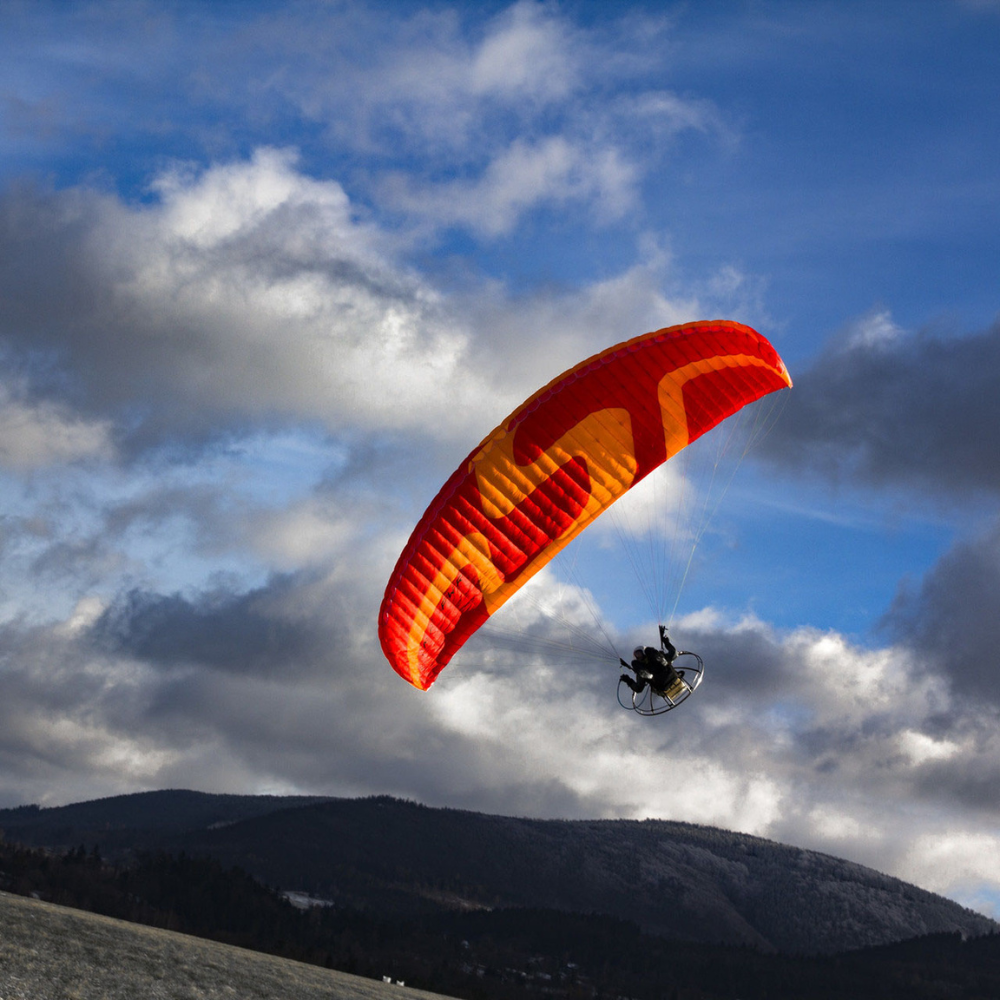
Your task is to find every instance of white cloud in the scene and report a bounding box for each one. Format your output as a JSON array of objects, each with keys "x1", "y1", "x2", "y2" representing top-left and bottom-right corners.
[
  {"x1": 806, "y1": 805, "x2": 866, "y2": 842},
  {"x1": 382, "y1": 136, "x2": 637, "y2": 237},
  {"x1": 897, "y1": 729, "x2": 962, "y2": 765},
  {"x1": 470, "y1": 1, "x2": 579, "y2": 101},
  {"x1": 268, "y1": 2, "x2": 612, "y2": 153},
  {"x1": 0, "y1": 149, "x2": 505, "y2": 442},
  {"x1": 223, "y1": 3, "x2": 718, "y2": 238},
  {"x1": 842, "y1": 308, "x2": 904, "y2": 351},
  {"x1": 900, "y1": 829, "x2": 1000, "y2": 907},
  {"x1": 33, "y1": 146, "x2": 709, "y2": 448},
  {"x1": 57, "y1": 596, "x2": 107, "y2": 636},
  {"x1": 427, "y1": 640, "x2": 784, "y2": 832},
  {"x1": 626, "y1": 90, "x2": 724, "y2": 136},
  {"x1": 0, "y1": 391, "x2": 113, "y2": 469},
  {"x1": 249, "y1": 500, "x2": 362, "y2": 570}
]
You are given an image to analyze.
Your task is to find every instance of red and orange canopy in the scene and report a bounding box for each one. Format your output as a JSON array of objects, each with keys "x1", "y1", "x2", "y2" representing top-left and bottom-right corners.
[{"x1": 379, "y1": 320, "x2": 792, "y2": 690}]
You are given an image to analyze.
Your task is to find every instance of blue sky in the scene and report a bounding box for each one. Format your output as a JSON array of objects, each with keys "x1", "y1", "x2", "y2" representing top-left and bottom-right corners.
[{"x1": 2, "y1": 0, "x2": 1000, "y2": 919}]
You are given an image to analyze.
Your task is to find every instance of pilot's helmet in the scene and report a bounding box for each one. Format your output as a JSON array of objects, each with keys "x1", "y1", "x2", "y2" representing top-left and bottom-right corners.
[{"x1": 633, "y1": 646, "x2": 645, "y2": 660}]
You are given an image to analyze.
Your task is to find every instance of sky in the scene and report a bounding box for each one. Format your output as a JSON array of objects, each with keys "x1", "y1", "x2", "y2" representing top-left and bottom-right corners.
[{"x1": 1, "y1": 0, "x2": 1000, "y2": 918}]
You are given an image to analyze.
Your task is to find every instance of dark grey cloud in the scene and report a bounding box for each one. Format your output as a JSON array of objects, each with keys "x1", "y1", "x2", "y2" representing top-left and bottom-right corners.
[
  {"x1": 909, "y1": 731, "x2": 1000, "y2": 819},
  {"x1": 670, "y1": 622, "x2": 790, "y2": 698},
  {"x1": 0, "y1": 562, "x2": 605, "y2": 817},
  {"x1": 760, "y1": 318, "x2": 1000, "y2": 497},
  {"x1": 29, "y1": 534, "x2": 123, "y2": 587},
  {"x1": 89, "y1": 576, "x2": 338, "y2": 680},
  {"x1": 883, "y1": 519, "x2": 1000, "y2": 705}
]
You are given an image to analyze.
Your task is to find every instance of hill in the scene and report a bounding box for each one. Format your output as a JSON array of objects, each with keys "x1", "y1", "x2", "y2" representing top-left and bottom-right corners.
[
  {"x1": 0, "y1": 888, "x2": 449, "y2": 1000},
  {"x1": 2, "y1": 791, "x2": 995, "y2": 955}
]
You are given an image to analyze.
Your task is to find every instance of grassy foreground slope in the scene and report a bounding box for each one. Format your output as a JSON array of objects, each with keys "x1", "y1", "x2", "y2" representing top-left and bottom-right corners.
[{"x1": 0, "y1": 891, "x2": 451, "y2": 1000}]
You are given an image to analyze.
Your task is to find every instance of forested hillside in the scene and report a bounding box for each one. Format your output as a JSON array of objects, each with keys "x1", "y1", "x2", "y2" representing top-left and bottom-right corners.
[
  {"x1": 2, "y1": 791, "x2": 994, "y2": 956},
  {"x1": 3, "y1": 841, "x2": 1000, "y2": 1000}
]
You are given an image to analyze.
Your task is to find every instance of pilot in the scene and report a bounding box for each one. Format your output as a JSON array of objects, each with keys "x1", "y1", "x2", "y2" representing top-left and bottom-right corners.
[{"x1": 619, "y1": 626, "x2": 681, "y2": 695}]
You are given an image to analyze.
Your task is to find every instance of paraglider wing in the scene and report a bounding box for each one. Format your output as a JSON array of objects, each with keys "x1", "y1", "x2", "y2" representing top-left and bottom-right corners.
[{"x1": 378, "y1": 320, "x2": 791, "y2": 690}]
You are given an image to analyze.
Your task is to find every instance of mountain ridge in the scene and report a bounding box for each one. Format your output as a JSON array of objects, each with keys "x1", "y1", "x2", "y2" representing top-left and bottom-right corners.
[{"x1": 1, "y1": 790, "x2": 994, "y2": 955}]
